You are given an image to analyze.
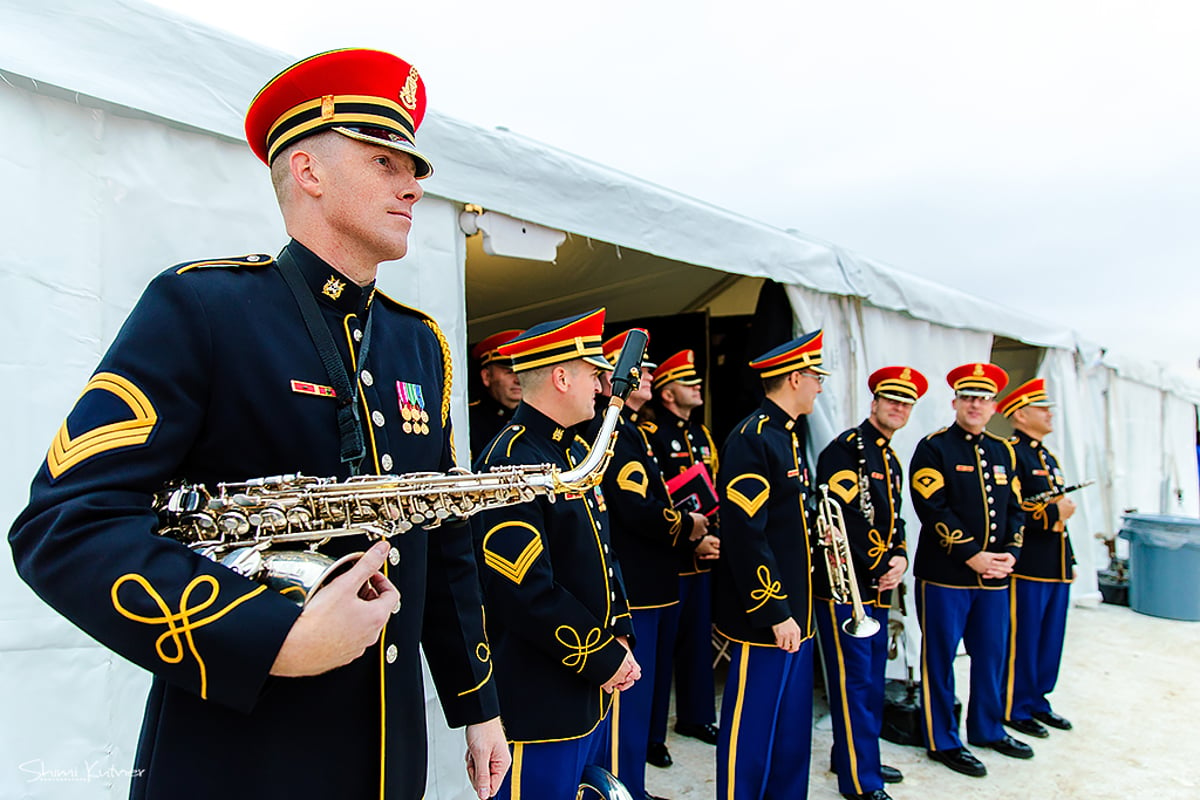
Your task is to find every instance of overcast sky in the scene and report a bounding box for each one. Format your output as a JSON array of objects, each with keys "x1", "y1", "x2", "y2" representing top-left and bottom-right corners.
[{"x1": 147, "y1": 0, "x2": 1200, "y2": 377}]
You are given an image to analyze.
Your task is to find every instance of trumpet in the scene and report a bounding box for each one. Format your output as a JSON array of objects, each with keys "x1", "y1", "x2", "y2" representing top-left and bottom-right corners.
[
  {"x1": 154, "y1": 331, "x2": 649, "y2": 605},
  {"x1": 814, "y1": 484, "x2": 880, "y2": 639}
]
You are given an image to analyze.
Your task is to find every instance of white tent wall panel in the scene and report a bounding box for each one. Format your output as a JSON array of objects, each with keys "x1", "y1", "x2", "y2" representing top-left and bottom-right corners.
[{"x1": 1040, "y1": 348, "x2": 1101, "y2": 600}]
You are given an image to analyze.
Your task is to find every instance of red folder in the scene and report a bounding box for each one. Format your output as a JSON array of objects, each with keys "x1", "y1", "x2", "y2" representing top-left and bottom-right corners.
[{"x1": 666, "y1": 462, "x2": 719, "y2": 517}]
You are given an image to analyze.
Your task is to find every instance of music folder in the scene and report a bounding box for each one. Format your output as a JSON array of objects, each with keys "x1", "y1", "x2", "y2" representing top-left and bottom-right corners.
[{"x1": 665, "y1": 462, "x2": 719, "y2": 517}]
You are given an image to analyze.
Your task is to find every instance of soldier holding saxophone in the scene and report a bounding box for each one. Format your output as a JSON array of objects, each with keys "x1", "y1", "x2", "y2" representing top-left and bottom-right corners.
[
  {"x1": 814, "y1": 366, "x2": 927, "y2": 800},
  {"x1": 8, "y1": 49, "x2": 507, "y2": 799}
]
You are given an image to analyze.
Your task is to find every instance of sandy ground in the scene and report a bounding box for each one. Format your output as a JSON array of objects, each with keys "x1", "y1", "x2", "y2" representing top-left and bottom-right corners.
[{"x1": 644, "y1": 602, "x2": 1200, "y2": 799}]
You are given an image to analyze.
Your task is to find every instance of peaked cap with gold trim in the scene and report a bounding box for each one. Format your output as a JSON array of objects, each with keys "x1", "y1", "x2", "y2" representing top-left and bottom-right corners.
[
  {"x1": 749, "y1": 329, "x2": 830, "y2": 378},
  {"x1": 244, "y1": 48, "x2": 433, "y2": 176},
  {"x1": 652, "y1": 350, "x2": 701, "y2": 391},
  {"x1": 471, "y1": 329, "x2": 523, "y2": 367},
  {"x1": 498, "y1": 308, "x2": 613, "y2": 373},
  {"x1": 997, "y1": 377, "x2": 1054, "y2": 417},
  {"x1": 603, "y1": 329, "x2": 657, "y2": 370},
  {"x1": 946, "y1": 362, "x2": 1008, "y2": 398},
  {"x1": 869, "y1": 365, "x2": 928, "y2": 404}
]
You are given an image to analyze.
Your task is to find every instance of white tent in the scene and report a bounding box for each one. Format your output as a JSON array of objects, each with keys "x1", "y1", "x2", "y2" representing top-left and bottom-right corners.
[{"x1": 2, "y1": 1, "x2": 1198, "y2": 797}]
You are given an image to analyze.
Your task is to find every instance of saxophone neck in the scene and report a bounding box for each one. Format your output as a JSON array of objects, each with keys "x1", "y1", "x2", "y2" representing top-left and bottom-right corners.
[{"x1": 554, "y1": 396, "x2": 625, "y2": 491}]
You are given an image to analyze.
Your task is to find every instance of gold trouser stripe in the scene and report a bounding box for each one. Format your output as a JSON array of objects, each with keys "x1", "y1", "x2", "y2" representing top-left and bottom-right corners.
[
  {"x1": 611, "y1": 690, "x2": 621, "y2": 777},
  {"x1": 726, "y1": 644, "x2": 750, "y2": 800},
  {"x1": 511, "y1": 743, "x2": 523, "y2": 800},
  {"x1": 827, "y1": 601, "x2": 863, "y2": 794},
  {"x1": 919, "y1": 581, "x2": 936, "y2": 750},
  {"x1": 1005, "y1": 583, "x2": 1018, "y2": 719}
]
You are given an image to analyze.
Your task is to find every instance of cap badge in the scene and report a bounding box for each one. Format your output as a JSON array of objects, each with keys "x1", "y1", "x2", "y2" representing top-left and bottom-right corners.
[
  {"x1": 901, "y1": 368, "x2": 911, "y2": 380},
  {"x1": 321, "y1": 94, "x2": 336, "y2": 121},
  {"x1": 973, "y1": 364, "x2": 984, "y2": 377},
  {"x1": 322, "y1": 276, "x2": 346, "y2": 300},
  {"x1": 399, "y1": 66, "x2": 420, "y2": 110}
]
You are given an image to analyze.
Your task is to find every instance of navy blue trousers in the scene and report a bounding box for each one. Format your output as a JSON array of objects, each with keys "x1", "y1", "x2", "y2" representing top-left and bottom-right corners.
[
  {"x1": 498, "y1": 715, "x2": 610, "y2": 800},
  {"x1": 650, "y1": 571, "x2": 716, "y2": 743},
  {"x1": 1005, "y1": 577, "x2": 1070, "y2": 721},
  {"x1": 716, "y1": 639, "x2": 814, "y2": 800},
  {"x1": 916, "y1": 580, "x2": 1009, "y2": 751},
  {"x1": 606, "y1": 606, "x2": 665, "y2": 797},
  {"x1": 815, "y1": 600, "x2": 889, "y2": 795}
]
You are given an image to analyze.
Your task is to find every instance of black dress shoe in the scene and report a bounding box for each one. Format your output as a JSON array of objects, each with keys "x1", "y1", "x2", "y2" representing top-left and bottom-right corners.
[
  {"x1": 1005, "y1": 717, "x2": 1049, "y2": 738},
  {"x1": 842, "y1": 791, "x2": 892, "y2": 800},
  {"x1": 880, "y1": 764, "x2": 903, "y2": 784},
  {"x1": 673, "y1": 721, "x2": 719, "y2": 744},
  {"x1": 928, "y1": 747, "x2": 987, "y2": 777},
  {"x1": 646, "y1": 741, "x2": 672, "y2": 768},
  {"x1": 1032, "y1": 710, "x2": 1073, "y2": 730},
  {"x1": 979, "y1": 734, "x2": 1034, "y2": 759}
]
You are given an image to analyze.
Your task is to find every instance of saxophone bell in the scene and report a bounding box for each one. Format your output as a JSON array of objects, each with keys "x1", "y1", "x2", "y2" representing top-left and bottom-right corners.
[{"x1": 576, "y1": 765, "x2": 634, "y2": 800}]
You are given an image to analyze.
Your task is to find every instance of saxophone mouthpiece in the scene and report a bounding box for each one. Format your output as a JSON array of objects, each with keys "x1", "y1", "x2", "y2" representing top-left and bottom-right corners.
[{"x1": 608, "y1": 328, "x2": 648, "y2": 402}]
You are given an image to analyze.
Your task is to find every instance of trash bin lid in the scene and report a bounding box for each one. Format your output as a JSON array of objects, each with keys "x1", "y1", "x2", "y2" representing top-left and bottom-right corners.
[{"x1": 1119, "y1": 513, "x2": 1200, "y2": 549}]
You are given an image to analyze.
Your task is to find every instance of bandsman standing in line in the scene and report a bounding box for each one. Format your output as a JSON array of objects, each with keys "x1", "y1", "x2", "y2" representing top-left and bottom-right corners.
[
  {"x1": 8, "y1": 49, "x2": 508, "y2": 800},
  {"x1": 712, "y1": 330, "x2": 827, "y2": 800},
  {"x1": 592, "y1": 330, "x2": 716, "y2": 800},
  {"x1": 468, "y1": 329, "x2": 523, "y2": 459},
  {"x1": 472, "y1": 309, "x2": 641, "y2": 800},
  {"x1": 998, "y1": 378, "x2": 1076, "y2": 738},
  {"x1": 815, "y1": 366, "x2": 927, "y2": 800},
  {"x1": 641, "y1": 349, "x2": 723, "y2": 766},
  {"x1": 909, "y1": 363, "x2": 1030, "y2": 779}
]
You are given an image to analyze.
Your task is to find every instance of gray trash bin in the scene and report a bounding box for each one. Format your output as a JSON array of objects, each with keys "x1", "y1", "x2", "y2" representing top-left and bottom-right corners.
[{"x1": 1119, "y1": 514, "x2": 1200, "y2": 621}]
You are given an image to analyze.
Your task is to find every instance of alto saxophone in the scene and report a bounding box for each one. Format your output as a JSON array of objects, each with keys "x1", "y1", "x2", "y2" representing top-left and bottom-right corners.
[
  {"x1": 154, "y1": 331, "x2": 649, "y2": 605},
  {"x1": 814, "y1": 484, "x2": 881, "y2": 639}
]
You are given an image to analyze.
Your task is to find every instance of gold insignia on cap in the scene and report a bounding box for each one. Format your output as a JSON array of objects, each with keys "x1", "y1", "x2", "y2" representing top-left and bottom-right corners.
[
  {"x1": 320, "y1": 94, "x2": 336, "y2": 120},
  {"x1": 901, "y1": 367, "x2": 912, "y2": 380},
  {"x1": 399, "y1": 66, "x2": 420, "y2": 110},
  {"x1": 322, "y1": 276, "x2": 346, "y2": 300},
  {"x1": 973, "y1": 364, "x2": 984, "y2": 377}
]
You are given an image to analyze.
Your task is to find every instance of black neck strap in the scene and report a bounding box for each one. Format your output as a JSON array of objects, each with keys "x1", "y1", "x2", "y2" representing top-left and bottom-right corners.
[{"x1": 276, "y1": 248, "x2": 373, "y2": 474}]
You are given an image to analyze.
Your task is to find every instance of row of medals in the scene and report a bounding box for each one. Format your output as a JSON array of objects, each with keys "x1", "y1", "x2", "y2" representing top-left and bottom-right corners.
[{"x1": 401, "y1": 405, "x2": 431, "y2": 436}]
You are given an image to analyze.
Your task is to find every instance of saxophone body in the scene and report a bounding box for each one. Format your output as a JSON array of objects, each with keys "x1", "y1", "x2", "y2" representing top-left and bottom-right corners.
[{"x1": 155, "y1": 330, "x2": 649, "y2": 605}]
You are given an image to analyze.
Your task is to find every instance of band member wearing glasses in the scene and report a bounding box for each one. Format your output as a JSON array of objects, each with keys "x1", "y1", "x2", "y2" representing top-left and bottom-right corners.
[
  {"x1": 8, "y1": 49, "x2": 506, "y2": 799},
  {"x1": 909, "y1": 363, "x2": 1029, "y2": 779},
  {"x1": 815, "y1": 366, "x2": 927, "y2": 800},
  {"x1": 712, "y1": 330, "x2": 826, "y2": 800}
]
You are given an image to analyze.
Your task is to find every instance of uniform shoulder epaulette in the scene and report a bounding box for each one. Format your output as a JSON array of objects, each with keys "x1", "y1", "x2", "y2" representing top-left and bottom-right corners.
[
  {"x1": 924, "y1": 426, "x2": 949, "y2": 441},
  {"x1": 838, "y1": 429, "x2": 858, "y2": 444},
  {"x1": 371, "y1": 288, "x2": 435, "y2": 321},
  {"x1": 480, "y1": 424, "x2": 525, "y2": 465},
  {"x1": 985, "y1": 430, "x2": 1018, "y2": 462},
  {"x1": 639, "y1": 421, "x2": 658, "y2": 434},
  {"x1": 173, "y1": 254, "x2": 274, "y2": 274}
]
